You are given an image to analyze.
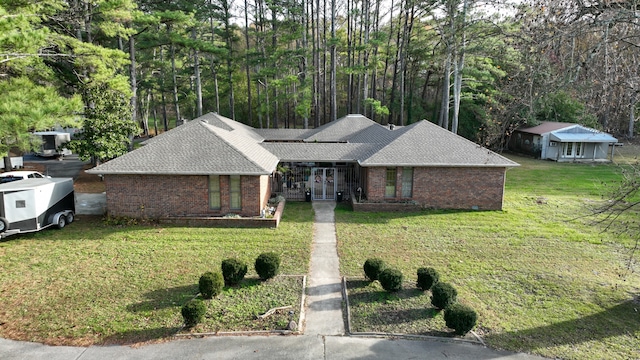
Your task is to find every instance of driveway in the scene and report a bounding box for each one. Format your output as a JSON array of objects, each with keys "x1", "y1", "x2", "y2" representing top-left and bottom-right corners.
[
  {"x1": 22, "y1": 154, "x2": 87, "y2": 179},
  {"x1": 22, "y1": 154, "x2": 106, "y2": 215}
]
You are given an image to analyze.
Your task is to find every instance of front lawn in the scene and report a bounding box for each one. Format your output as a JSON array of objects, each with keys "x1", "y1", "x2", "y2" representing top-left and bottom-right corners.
[
  {"x1": 336, "y1": 154, "x2": 640, "y2": 360},
  {"x1": 0, "y1": 202, "x2": 314, "y2": 346}
]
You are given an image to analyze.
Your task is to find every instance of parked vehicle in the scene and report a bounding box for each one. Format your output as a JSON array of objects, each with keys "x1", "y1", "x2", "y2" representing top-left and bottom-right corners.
[
  {"x1": 0, "y1": 171, "x2": 50, "y2": 184},
  {"x1": 32, "y1": 131, "x2": 72, "y2": 157},
  {"x1": 0, "y1": 178, "x2": 75, "y2": 238}
]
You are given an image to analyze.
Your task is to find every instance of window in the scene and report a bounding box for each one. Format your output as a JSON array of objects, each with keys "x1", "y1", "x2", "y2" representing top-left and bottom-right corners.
[
  {"x1": 16, "y1": 200, "x2": 26, "y2": 208},
  {"x1": 209, "y1": 175, "x2": 221, "y2": 210},
  {"x1": 401, "y1": 168, "x2": 413, "y2": 198},
  {"x1": 563, "y1": 142, "x2": 584, "y2": 157},
  {"x1": 230, "y1": 175, "x2": 241, "y2": 210},
  {"x1": 564, "y1": 142, "x2": 573, "y2": 156},
  {"x1": 385, "y1": 168, "x2": 396, "y2": 198}
]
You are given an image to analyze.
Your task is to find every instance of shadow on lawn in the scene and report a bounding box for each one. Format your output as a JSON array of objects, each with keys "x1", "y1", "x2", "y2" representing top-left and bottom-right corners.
[
  {"x1": 126, "y1": 284, "x2": 198, "y2": 313},
  {"x1": 376, "y1": 308, "x2": 439, "y2": 325},
  {"x1": 485, "y1": 297, "x2": 640, "y2": 352},
  {"x1": 347, "y1": 283, "x2": 426, "y2": 306},
  {"x1": 334, "y1": 206, "x2": 492, "y2": 225}
]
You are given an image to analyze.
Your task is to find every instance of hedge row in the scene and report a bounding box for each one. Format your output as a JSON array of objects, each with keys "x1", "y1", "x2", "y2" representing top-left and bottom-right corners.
[
  {"x1": 182, "y1": 253, "x2": 281, "y2": 327},
  {"x1": 361, "y1": 258, "x2": 477, "y2": 335}
]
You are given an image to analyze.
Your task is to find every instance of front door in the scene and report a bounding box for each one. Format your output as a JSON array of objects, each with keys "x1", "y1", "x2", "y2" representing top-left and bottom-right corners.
[{"x1": 311, "y1": 168, "x2": 335, "y2": 200}]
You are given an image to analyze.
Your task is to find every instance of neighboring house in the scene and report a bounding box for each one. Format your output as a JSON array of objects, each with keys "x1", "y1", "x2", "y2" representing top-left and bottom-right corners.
[
  {"x1": 509, "y1": 122, "x2": 618, "y2": 162},
  {"x1": 88, "y1": 113, "x2": 518, "y2": 219}
]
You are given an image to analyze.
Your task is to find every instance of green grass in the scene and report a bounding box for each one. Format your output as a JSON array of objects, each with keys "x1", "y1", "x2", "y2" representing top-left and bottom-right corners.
[
  {"x1": 336, "y1": 154, "x2": 640, "y2": 360},
  {"x1": 0, "y1": 202, "x2": 314, "y2": 346},
  {"x1": 180, "y1": 276, "x2": 303, "y2": 335}
]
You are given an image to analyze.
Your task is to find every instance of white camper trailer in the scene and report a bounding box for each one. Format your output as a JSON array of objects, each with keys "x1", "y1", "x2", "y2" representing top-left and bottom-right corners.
[
  {"x1": 0, "y1": 178, "x2": 75, "y2": 238},
  {"x1": 32, "y1": 131, "x2": 72, "y2": 157}
]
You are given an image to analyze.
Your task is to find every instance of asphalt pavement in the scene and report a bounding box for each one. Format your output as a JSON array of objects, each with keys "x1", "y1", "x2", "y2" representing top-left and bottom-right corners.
[{"x1": 22, "y1": 154, "x2": 87, "y2": 179}]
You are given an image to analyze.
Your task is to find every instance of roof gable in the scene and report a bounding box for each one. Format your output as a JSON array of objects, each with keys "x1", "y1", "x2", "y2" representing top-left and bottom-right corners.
[
  {"x1": 304, "y1": 114, "x2": 379, "y2": 142},
  {"x1": 88, "y1": 119, "x2": 278, "y2": 175},
  {"x1": 360, "y1": 120, "x2": 518, "y2": 167},
  {"x1": 550, "y1": 125, "x2": 617, "y2": 143}
]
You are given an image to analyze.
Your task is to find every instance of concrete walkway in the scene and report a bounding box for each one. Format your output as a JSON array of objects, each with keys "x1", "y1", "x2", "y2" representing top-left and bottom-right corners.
[{"x1": 305, "y1": 201, "x2": 345, "y2": 336}]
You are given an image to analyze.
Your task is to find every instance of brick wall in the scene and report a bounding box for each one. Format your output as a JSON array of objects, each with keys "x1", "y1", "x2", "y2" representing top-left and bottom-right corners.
[
  {"x1": 104, "y1": 174, "x2": 265, "y2": 218},
  {"x1": 365, "y1": 166, "x2": 507, "y2": 210}
]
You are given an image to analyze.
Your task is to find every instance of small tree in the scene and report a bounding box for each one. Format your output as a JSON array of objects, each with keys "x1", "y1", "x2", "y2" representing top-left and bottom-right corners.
[
  {"x1": 417, "y1": 267, "x2": 440, "y2": 291},
  {"x1": 199, "y1": 271, "x2": 224, "y2": 299},
  {"x1": 431, "y1": 282, "x2": 458, "y2": 310},
  {"x1": 221, "y1": 258, "x2": 248, "y2": 285},
  {"x1": 66, "y1": 85, "x2": 139, "y2": 165},
  {"x1": 181, "y1": 299, "x2": 206, "y2": 327},
  {"x1": 444, "y1": 303, "x2": 477, "y2": 335},
  {"x1": 378, "y1": 268, "x2": 403, "y2": 292},
  {"x1": 255, "y1": 252, "x2": 280, "y2": 280},
  {"x1": 363, "y1": 258, "x2": 386, "y2": 281}
]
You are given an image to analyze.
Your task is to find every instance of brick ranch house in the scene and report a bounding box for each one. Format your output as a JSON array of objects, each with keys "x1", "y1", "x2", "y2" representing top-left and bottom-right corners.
[{"x1": 88, "y1": 113, "x2": 519, "y2": 219}]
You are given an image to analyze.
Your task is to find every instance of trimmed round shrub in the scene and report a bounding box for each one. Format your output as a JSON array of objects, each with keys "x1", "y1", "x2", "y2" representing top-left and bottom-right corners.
[
  {"x1": 255, "y1": 252, "x2": 280, "y2": 280},
  {"x1": 181, "y1": 299, "x2": 206, "y2": 327},
  {"x1": 431, "y1": 282, "x2": 458, "y2": 310},
  {"x1": 416, "y1": 267, "x2": 440, "y2": 291},
  {"x1": 378, "y1": 268, "x2": 403, "y2": 292},
  {"x1": 363, "y1": 258, "x2": 386, "y2": 281},
  {"x1": 199, "y1": 271, "x2": 224, "y2": 299},
  {"x1": 444, "y1": 303, "x2": 477, "y2": 335},
  {"x1": 221, "y1": 258, "x2": 248, "y2": 286}
]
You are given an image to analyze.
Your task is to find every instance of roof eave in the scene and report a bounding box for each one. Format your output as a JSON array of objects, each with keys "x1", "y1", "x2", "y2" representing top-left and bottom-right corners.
[
  {"x1": 86, "y1": 170, "x2": 275, "y2": 176},
  {"x1": 358, "y1": 163, "x2": 520, "y2": 168}
]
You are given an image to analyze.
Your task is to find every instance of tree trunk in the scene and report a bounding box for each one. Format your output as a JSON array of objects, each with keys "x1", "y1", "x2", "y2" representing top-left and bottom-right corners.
[
  {"x1": 451, "y1": 0, "x2": 469, "y2": 135},
  {"x1": 244, "y1": 0, "x2": 253, "y2": 125},
  {"x1": 159, "y1": 45, "x2": 169, "y2": 131},
  {"x1": 629, "y1": 100, "x2": 637, "y2": 138},
  {"x1": 439, "y1": 53, "x2": 451, "y2": 129},
  {"x1": 3, "y1": 157, "x2": 12, "y2": 172},
  {"x1": 330, "y1": 0, "x2": 337, "y2": 122},
  {"x1": 192, "y1": 29, "x2": 203, "y2": 118},
  {"x1": 129, "y1": 36, "x2": 140, "y2": 136}
]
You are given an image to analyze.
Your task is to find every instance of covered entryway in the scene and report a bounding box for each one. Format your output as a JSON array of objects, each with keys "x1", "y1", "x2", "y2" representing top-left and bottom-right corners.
[
  {"x1": 311, "y1": 168, "x2": 335, "y2": 200},
  {"x1": 271, "y1": 162, "x2": 362, "y2": 201}
]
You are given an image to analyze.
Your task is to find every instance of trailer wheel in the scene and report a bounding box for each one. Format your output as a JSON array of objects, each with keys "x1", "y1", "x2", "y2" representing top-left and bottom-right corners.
[
  {"x1": 57, "y1": 215, "x2": 66, "y2": 229},
  {"x1": 0, "y1": 217, "x2": 7, "y2": 233},
  {"x1": 66, "y1": 212, "x2": 74, "y2": 224}
]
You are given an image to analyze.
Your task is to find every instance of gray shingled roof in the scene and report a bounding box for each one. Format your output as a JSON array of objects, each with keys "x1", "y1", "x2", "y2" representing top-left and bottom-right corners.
[
  {"x1": 87, "y1": 119, "x2": 279, "y2": 175},
  {"x1": 347, "y1": 123, "x2": 400, "y2": 144},
  {"x1": 359, "y1": 120, "x2": 519, "y2": 167},
  {"x1": 89, "y1": 113, "x2": 517, "y2": 176},
  {"x1": 254, "y1": 129, "x2": 317, "y2": 141},
  {"x1": 262, "y1": 143, "x2": 377, "y2": 162},
  {"x1": 200, "y1": 113, "x2": 265, "y2": 142},
  {"x1": 304, "y1": 114, "x2": 379, "y2": 142}
]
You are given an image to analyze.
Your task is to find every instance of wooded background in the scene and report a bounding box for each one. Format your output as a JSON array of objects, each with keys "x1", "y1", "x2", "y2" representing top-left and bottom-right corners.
[{"x1": 1, "y1": 0, "x2": 638, "y2": 161}]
